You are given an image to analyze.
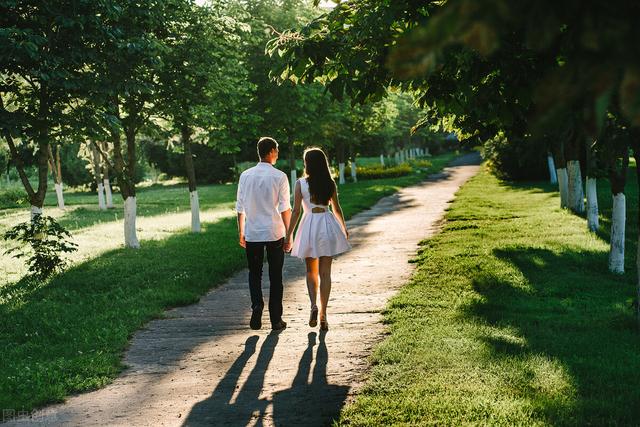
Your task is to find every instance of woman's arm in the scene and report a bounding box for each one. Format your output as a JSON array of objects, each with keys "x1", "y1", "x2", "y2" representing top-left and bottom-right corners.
[
  {"x1": 285, "y1": 181, "x2": 303, "y2": 246},
  {"x1": 330, "y1": 188, "x2": 349, "y2": 239}
]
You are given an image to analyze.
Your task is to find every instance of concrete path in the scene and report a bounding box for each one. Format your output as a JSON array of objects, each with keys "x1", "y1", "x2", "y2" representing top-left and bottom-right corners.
[{"x1": 8, "y1": 154, "x2": 481, "y2": 427}]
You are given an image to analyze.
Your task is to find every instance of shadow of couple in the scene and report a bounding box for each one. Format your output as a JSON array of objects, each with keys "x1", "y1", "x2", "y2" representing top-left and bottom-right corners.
[{"x1": 183, "y1": 331, "x2": 349, "y2": 426}]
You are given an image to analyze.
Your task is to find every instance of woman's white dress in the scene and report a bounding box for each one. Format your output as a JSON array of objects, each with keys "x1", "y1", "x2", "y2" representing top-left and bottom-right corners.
[{"x1": 291, "y1": 178, "x2": 351, "y2": 259}]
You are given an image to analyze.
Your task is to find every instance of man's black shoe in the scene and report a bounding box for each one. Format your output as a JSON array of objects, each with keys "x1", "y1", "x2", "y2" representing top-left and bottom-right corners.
[
  {"x1": 271, "y1": 320, "x2": 287, "y2": 331},
  {"x1": 250, "y1": 306, "x2": 263, "y2": 330}
]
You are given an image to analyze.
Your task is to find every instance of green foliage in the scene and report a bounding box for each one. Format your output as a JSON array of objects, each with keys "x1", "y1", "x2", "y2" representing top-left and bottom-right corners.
[
  {"x1": 483, "y1": 133, "x2": 548, "y2": 181},
  {"x1": 0, "y1": 187, "x2": 28, "y2": 207},
  {"x1": 144, "y1": 142, "x2": 236, "y2": 184},
  {"x1": 3, "y1": 215, "x2": 78, "y2": 279},
  {"x1": 59, "y1": 142, "x2": 93, "y2": 187},
  {"x1": 346, "y1": 164, "x2": 413, "y2": 180}
]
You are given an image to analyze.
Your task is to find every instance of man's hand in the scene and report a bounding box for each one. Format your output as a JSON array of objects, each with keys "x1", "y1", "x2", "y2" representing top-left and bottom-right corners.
[
  {"x1": 283, "y1": 235, "x2": 292, "y2": 253},
  {"x1": 239, "y1": 233, "x2": 246, "y2": 248}
]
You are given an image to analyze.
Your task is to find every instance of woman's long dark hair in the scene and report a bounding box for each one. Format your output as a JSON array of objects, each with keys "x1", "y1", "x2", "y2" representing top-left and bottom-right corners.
[{"x1": 304, "y1": 147, "x2": 336, "y2": 205}]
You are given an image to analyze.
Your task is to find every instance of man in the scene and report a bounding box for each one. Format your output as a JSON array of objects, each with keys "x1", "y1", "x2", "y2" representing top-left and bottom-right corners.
[{"x1": 236, "y1": 137, "x2": 292, "y2": 330}]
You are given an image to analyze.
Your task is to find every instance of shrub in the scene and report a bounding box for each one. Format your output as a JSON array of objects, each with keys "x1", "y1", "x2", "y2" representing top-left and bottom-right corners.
[
  {"x1": 482, "y1": 133, "x2": 547, "y2": 181},
  {"x1": 345, "y1": 164, "x2": 413, "y2": 180},
  {"x1": 0, "y1": 188, "x2": 28, "y2": 208},
  {"x1": 408, "y1": 159, "x2": 432, "y2": 169},
  {"x1": 3, "y1": 215, "x2": 78, "y2": 279},
  {"x1": 144, "y1": 143, "x2": 235, "y2": 184}
]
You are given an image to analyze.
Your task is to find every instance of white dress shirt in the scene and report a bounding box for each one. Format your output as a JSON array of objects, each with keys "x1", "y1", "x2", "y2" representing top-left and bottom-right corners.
[{"x1": 236, "y1": 162, "x2": 291, "y2": 242}]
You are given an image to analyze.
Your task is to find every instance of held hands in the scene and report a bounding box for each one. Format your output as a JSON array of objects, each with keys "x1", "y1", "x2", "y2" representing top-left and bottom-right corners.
[{"x1": 283, "y1": 235, "x2": 293, "y2": 253}]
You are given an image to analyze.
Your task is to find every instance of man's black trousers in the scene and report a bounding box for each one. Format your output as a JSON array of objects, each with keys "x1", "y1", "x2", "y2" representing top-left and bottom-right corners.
[{"x1": 245, "y1": 238, "x2": 284, "y2": 325}]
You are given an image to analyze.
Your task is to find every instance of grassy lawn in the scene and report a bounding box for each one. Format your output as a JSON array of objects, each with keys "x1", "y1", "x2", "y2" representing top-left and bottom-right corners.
[
  {"x1": 338, "y1": 167, "x2": 640, "y2": 425},
  {"x1": 0, "y1": 151, "x2": 458, "y2": 411}
]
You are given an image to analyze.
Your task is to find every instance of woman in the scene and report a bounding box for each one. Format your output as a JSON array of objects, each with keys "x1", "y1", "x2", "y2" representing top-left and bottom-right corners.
[{"x1": 285, "y1": 147, "x2": 351, "y2": 331}]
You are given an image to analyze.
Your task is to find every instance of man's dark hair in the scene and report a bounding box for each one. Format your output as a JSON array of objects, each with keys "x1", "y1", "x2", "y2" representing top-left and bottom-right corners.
[{"x1": 257, "y1": 137, "x2": 278, "y2": 159}]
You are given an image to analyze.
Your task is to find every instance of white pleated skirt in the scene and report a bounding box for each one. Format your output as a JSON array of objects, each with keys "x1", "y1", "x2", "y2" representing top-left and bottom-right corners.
[{"x1": 291, "y1": 211, "x2": 351, "y2": 259}]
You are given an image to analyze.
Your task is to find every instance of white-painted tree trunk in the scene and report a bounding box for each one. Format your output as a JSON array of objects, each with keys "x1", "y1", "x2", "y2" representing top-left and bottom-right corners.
[
  {"x1": 351, "y1": 160, "x2": 357, "y2": 183},
  {"x1": 190, "y1": 190, "x2": 201, "y2": 233},
  {"x1": 30, "y1": 205, "x2": 42, "y2": 221},
  {"x1": 54, "y1": 182, "x2": 65, "y2": 209},
  {"x1": 104, "y1": 178, "x2": 114, "y2": 208},
  {"x1": 124, "y1": 196, "x2": 140, "y2": 249},
  {"x1": 97, "y1": 182, "x2": 106, "y2": 210},
  {"x1": 338, "y1": 162, "x2": 345, "y2": 184},
  {"x1": 380, "y1": 154, "x2": 385, "y2": 166},
  {"x1": 609, "y1": 193, "x2": 626, "y2": 274},
  {"x1": 425, "y1": 147, "x2": 431, "y2": 157},
  {"x1": 394, "y1": 153, "x2": 400, "y2": 164},
  {"x1": 585, "y1": 177, "x2": 599, "y2": 232},
  {"x1": 290, "y1": 169, "x2": 297, "y2": 197},
  {"x1": 547, "y1": 154, "x2": 558, "y2": 184},
  {"x1": 557, "y1": 168, "x2": 569, "y2": 209},
  {"x1": 566, "y1": 160, "x2": 585, "y2": 213}
]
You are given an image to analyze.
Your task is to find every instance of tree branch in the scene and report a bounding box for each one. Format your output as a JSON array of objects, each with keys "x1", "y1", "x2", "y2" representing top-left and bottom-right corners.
[
  {"x1": 0, "y1": 96, "x2": 36, "y2": 199},
  {"x1": 3, "y1": 131, "x2": 36, "y2": 200},
  {"x1": 91, "y1": 140, "x2": 114, "y2": 170}
]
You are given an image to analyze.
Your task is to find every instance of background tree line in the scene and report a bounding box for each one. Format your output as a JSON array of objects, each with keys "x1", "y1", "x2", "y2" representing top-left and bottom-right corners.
[{"x1": 1, "y1": 0, "x2": 449, "y2": 247}]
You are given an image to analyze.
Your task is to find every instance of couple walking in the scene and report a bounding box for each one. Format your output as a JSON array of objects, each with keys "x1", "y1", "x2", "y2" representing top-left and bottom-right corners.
[{"x1": 236, "y1": 137, "x2": 351, "y2": 332}]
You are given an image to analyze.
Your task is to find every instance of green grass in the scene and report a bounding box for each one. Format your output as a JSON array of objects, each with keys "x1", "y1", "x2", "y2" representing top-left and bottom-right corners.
[
  {"x1": 0, "y1": 152, "x2": 458, "y2": 411},
  {"x1": 338, "y1": 167, "x2": 640, "y2": 426}
]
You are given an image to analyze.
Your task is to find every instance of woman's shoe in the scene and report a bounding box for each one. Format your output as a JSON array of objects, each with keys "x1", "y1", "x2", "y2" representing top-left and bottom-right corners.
[
  {"x1": 320, "y1": 319, "x2": 329, "y2": 331},
  {"x1": 309, "y1": 305, "x2": 318, "y2": 327}
]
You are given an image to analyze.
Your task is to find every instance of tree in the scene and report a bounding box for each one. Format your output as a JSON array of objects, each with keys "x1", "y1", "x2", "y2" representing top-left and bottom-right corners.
[
  {"x1": 156, "y1": 0, "x2": 251, "y2": 233},
  {"x1": 0, "y1": 0, "x2": 111, "y2": 218},
  {"x1": 89, "y1": 0, "x2": 181, "y2": 248}
]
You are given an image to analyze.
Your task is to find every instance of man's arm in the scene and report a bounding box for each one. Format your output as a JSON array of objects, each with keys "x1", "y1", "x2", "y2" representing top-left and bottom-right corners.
[
  {"x1": 278, "y1": 174, "x2": 292, "y2": 250},
  {"x1": 236, "y1": 174, "x2": 246, "y2": 248},
  {"x1": 237, "y1": 213, "x2": 246, "y2": 248}
]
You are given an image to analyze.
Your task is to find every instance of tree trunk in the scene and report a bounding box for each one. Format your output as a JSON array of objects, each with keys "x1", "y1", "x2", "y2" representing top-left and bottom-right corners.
[
  {"x1": 557, "y1": 168, "x2": 569, "y2": 208},
  {"x1": 112, "y1": 127, "x2": 139, "y2": 248},
  {"x1": 609, "y1": 193, "x2": 626, "y2": 274},
  {"x1": 338, "y1": 163, "x2": 345, "y2": 184},
  {"x1": 48, "y1": 145, "x2": 65, "y2": 209},
  {"x1": 182, "y1": 126, "x2": 200, "y2": 233},
  {"x1": 30, "y1": 205, "x2": 42, "y2": 221},
  {"x1": 566, "y1": 160, "x2": 585, "y2": 214},
  {"x1": 608, "y1": 153, "x2": 629, "y2": 274},
  {"x1": 124, "y1": 196, "x2": 140, "y2": 248},
  {"x1": 337, "y1": 141, "x2": 346, "y2": 184},
  {"x1": 288, "y1": 138, "x2": 297, "y2": 196},
  {"x1": 547, "y1": 153, "x2": 558, "y2": 184},
  {"x1": 380, "y1": 154, "x2": 385, "y2": 166},
  {"x1": 102, "y1": 142, "x2": 114, "y2": 208},
  {"x1": 91, "y1": 142, "x2": 107, "y2": 210},
  {"x1": 351, "y1": 159, "x2": 357, "y2": 182},
  {"x1": 585, "y1": 177, "x2": 599, "y2": 231}
]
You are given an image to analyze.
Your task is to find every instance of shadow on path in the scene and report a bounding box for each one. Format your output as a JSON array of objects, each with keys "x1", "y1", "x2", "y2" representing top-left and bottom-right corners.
[
  {"x1": 183, "y1": 333, "x2": 279, "y2": 426},
  {"x1": 272, "y1": 332, "x2": 349, "y2": 426},
  {"x1": 183, "y1": 331, "x2": 349, "y2": 427}
]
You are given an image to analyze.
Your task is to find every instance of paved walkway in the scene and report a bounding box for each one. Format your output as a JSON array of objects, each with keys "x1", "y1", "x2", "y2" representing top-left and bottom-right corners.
[{"x1": 9, "y1": 154, "x2": 480, "y2": 427}]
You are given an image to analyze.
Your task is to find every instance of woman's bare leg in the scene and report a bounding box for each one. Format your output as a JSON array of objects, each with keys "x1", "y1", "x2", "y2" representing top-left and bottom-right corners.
[
  {"x1": 319, "y1": 256, "x2": 333, "y2": 324},
  {"x1": 305, "y1": 257, "x2": 319, "y2": 308}
]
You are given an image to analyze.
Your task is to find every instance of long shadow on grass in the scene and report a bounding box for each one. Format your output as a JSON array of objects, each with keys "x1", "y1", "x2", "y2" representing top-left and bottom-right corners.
[
  {"x1": 464, "y1": 245, "x2": 640, "y2": 424},
  {"x1": 0, "y1": 216, "x2": 247, "y2": 410}
]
